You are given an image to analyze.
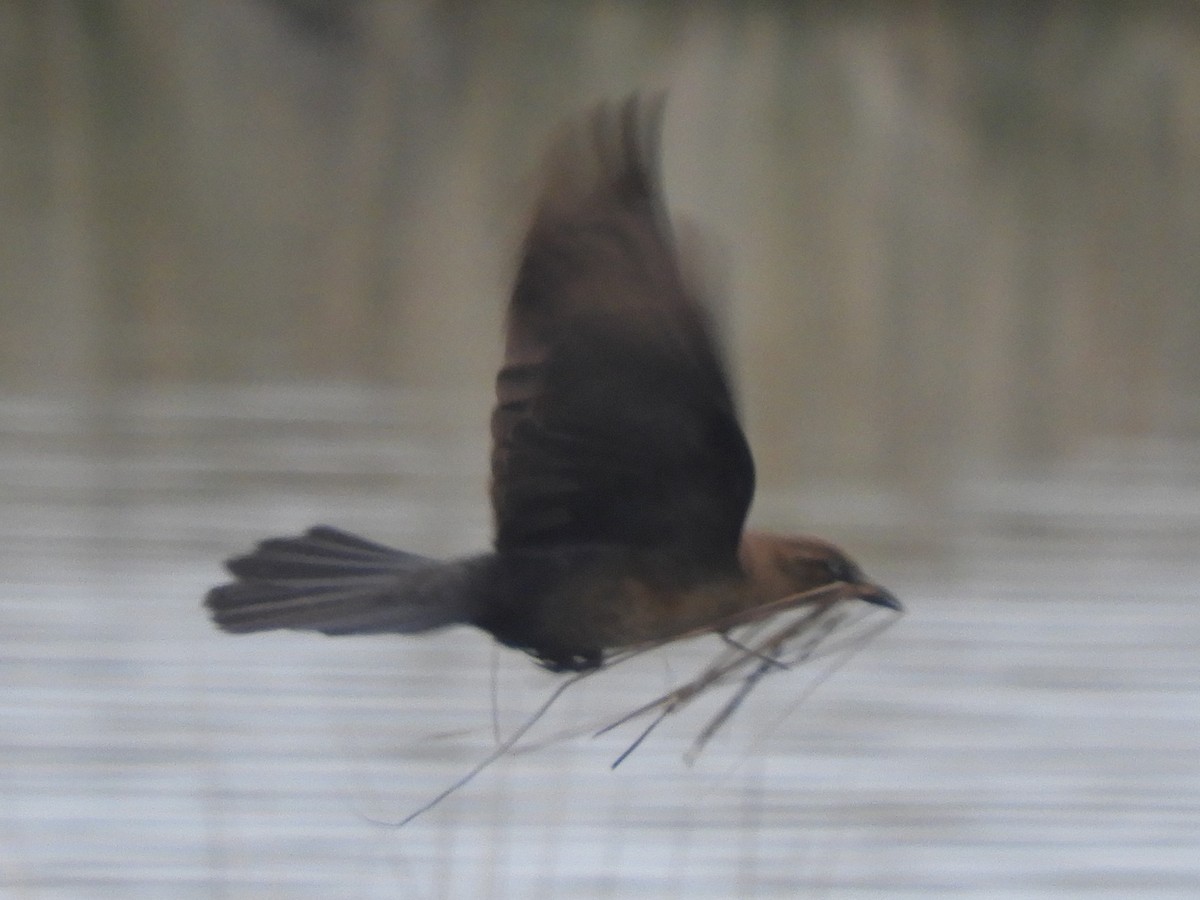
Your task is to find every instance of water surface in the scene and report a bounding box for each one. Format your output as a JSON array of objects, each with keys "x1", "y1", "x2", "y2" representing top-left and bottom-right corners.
[{"x1": 2, "y1": 387, "x2": 1197, "y2": 898}]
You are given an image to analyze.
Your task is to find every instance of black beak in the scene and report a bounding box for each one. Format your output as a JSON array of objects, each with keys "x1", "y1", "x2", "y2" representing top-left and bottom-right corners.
[{"x1": 857, "y1": 583, "x2": 903, "y2": 612}]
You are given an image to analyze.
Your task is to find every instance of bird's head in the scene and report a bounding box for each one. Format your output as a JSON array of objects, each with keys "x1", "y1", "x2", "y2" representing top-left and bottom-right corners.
[{"x1": 738, "y1": 531, "x2": 901, "y2": 611}]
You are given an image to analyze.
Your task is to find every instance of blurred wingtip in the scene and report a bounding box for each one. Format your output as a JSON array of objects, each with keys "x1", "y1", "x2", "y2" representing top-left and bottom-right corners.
[{"x1": 534, "y1": 89, "x2": 671, "y2": 221}]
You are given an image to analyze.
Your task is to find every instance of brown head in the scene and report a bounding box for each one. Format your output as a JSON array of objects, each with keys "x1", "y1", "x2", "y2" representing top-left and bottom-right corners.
[{"x1": 737, "y1": 530, "x2": 901, "y2": 611}]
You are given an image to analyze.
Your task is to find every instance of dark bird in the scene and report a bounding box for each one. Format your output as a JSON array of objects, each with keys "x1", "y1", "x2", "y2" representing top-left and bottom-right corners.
[{"x1": 205, "y1": 94, "x2": 900, "y2": 676}]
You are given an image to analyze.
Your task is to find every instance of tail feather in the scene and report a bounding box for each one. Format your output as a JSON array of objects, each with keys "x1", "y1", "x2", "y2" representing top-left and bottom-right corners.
[
  {"x1": 226, "y1": 526, "x2": 418, "y2": 581},
  {"x1": 206, "y1": 526, "x2": 481, "y2": 636}
]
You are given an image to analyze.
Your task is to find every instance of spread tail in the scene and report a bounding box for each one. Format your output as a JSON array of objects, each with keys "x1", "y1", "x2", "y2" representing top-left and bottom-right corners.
[{"x1": 205, "y1": 525, "x2": 481, "y2": 636}]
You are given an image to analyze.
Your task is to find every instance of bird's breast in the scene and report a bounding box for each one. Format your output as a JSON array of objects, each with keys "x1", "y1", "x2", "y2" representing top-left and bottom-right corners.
[{"x1": 481, "y1": 546, "x2": 752, "y2": 667}]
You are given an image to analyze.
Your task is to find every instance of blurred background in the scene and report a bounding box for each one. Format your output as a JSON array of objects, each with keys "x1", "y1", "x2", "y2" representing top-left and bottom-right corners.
[{"x1": 3, "y1": 1, "x2": 1199, "y2": 897}]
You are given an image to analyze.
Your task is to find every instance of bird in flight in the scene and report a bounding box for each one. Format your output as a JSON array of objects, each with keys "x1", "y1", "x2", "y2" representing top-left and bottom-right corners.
[{"x1": 206, "y1": 94, "x2": 900, "y2": 771}]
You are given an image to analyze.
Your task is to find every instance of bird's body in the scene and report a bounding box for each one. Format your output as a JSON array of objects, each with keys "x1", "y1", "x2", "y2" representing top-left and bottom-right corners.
[{"x1": 205, "y1": 94, "x2": 899, "y2": 673}]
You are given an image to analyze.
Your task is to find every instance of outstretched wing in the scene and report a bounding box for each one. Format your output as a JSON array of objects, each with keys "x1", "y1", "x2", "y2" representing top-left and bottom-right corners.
[{"x1": 490, "y1": 94, "x2": 754, "y2": 568}]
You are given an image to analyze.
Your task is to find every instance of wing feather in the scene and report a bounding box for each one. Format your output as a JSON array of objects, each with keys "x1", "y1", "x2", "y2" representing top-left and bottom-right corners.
[{"x1": 490, "y1": 95, "x2": 754, "y2": 568}]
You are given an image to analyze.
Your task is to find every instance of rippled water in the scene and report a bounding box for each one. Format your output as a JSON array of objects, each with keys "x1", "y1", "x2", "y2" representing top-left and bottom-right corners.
[{"x1": 2, "y1": 387, "x2": 1198, "y2": 898}]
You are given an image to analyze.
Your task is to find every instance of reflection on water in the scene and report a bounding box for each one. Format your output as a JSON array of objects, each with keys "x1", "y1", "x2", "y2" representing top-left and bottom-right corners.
[{"x1": 2, "y1": 387, "x2": 1198, "y2": 898}]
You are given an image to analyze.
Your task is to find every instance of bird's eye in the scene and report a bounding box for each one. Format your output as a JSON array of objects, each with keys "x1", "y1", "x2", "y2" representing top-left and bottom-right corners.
[{"x1": 825, "y1": 557, "x2": 859, "y2": 583}]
